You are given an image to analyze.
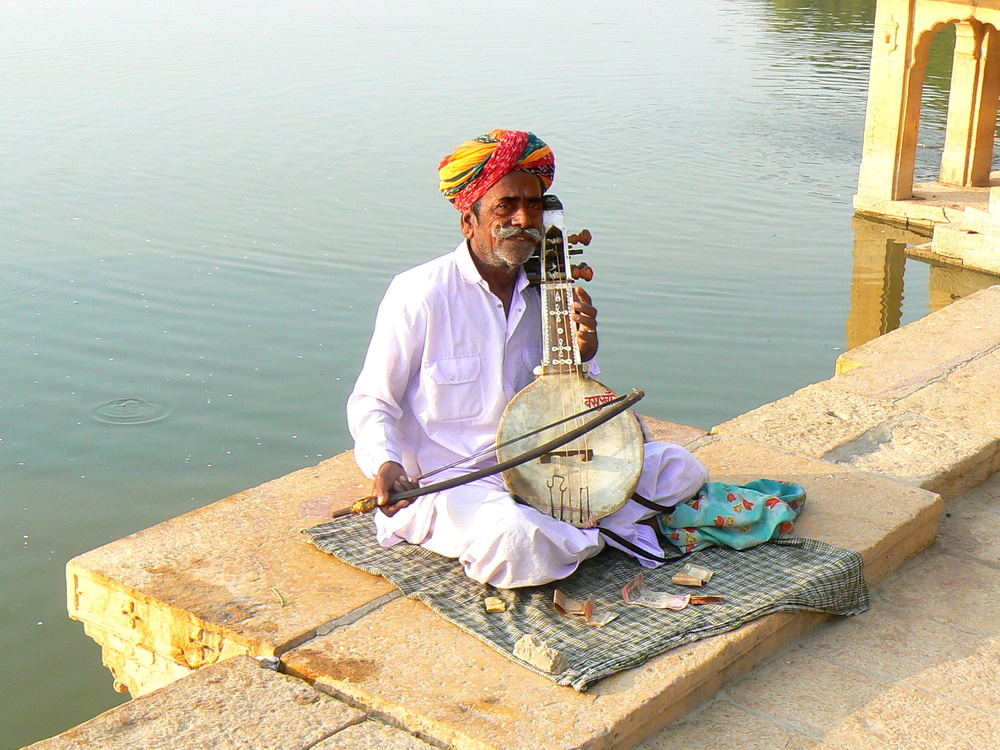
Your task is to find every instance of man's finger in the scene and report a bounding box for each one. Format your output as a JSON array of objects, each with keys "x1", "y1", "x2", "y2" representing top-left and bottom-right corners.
[
  {"x1": 574, "y1": 314, "x2": 597, "y2": 335},
  {"x1": 377, "y1": 498, "x2": 413, "y2": 517}
]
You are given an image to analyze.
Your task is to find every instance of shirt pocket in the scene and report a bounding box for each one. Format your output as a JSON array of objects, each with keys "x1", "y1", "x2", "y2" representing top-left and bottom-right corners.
[
  {"x1": 421, "y1": 354, "x2": 484, "y2": 422},
  {"x1": 516, "y1": 346, "x2": 543, "y2": 390}
]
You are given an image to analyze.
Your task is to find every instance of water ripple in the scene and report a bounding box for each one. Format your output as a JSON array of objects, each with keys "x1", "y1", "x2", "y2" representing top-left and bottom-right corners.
[
  {"x1": 0, "y1": 263, "x2": 42, "y2": 299},
  {"x1": 91, "y1": 397, "x2": 169, "y2": 425}
]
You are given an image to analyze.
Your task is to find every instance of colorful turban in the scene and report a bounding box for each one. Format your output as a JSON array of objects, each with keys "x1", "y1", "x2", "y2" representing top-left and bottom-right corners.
[{"x1": 438, "y1": 129, "x2": 555, "y2": 212}]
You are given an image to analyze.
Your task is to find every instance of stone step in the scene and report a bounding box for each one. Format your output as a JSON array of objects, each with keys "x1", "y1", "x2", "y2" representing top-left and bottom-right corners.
[{"x1": 22, "y1": 655, "x2": 434, "y2": 750}]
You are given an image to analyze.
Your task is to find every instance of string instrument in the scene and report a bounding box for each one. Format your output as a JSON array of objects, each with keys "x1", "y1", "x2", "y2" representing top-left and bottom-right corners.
[{"x1": 496, "y1": 196, "x2": 644, "y2": 528}]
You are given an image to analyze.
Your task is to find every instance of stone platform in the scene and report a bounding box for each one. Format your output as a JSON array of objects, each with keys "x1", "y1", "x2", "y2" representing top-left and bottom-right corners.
[
  {"x1": 32, "y1": 286, "x2": 1000, "y2": 749},
  {"x1": 853, "y1": 179, "x2": 994, "y2": 232}
]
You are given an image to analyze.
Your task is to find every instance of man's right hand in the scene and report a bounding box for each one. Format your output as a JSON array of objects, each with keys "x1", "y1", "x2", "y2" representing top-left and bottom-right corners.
[{"x1": 374, "y1": 461, "x2": 418, "y2": 516}]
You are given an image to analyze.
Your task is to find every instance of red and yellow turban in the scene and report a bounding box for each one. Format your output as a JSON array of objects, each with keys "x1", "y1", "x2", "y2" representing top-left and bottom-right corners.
[{"x1": 438, "y1": 129, "x2": 555, "y2": 212}]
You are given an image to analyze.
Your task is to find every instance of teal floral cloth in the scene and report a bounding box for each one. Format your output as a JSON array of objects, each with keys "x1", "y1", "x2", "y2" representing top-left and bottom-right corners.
[{"x1": 657, "y1": 479, "x2": 806, "y2": 553}]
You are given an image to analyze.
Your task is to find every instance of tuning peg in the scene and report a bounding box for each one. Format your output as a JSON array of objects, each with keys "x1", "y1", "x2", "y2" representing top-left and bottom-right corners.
[
  {"x1": 567, "y1": 229, "x2": 592, "y2": 246},
  {"x1": 571, "y1": 263, "x2": 594, "y2": 281}
]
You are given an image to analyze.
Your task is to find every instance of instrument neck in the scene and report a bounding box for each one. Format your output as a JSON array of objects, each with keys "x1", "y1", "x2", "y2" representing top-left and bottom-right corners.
[{"x1": 539, "y1": 281, "x2": 584, "y2": 375}]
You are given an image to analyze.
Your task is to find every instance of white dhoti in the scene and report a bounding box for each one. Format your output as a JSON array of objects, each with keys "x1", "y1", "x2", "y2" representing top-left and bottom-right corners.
[{"x1": 374, "y1": 441, "x2": 708, "y2": 588}]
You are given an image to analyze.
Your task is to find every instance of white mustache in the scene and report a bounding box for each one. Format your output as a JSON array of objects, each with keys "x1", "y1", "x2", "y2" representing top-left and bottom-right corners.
[{"x1": 493, "y1": 224, "x2": 543, "y2": 242}]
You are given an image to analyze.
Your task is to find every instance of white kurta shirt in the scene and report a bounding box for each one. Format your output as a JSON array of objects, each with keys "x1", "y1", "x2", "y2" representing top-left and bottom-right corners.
[
  {"x1": 347, "y1": 240, "x2": 708, "y2": 586},
  {"x1": 347, "y1": 241, "x2": 544, "y2": 482}
]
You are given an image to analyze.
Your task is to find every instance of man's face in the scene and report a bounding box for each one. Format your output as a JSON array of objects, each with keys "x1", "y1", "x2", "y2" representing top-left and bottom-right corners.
[{"x1": 462, "y1": 171, "x2": 545, "y2": 271}]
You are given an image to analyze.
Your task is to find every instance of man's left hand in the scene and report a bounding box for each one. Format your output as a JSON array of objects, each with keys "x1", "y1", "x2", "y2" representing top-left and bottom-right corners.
[{"x1": 573, "y1": 286, "x2": 599, "y2": 362}]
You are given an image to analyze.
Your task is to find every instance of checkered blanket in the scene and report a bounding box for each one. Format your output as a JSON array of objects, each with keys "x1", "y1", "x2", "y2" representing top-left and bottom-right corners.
[{"x1": 303, "y1": 514, "x2": 869, "y2": 690}]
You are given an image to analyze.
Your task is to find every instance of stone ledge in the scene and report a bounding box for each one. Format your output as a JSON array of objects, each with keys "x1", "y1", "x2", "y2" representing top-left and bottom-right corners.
[
  {"x1": 896, "y1": 347, "x2": 1000, "y2": 449},
  {"x1": 64, "y1": 418, "x2": 704, "y2": 698},
  {"x1": 833, "y1": 285, "x2": 1000, "y2": 384},
  {"x1": 66, "y1": 450, "x2": 396, "y2": 695},
  {"x1": 815, "y1": 683, "x2": 1000, "y2": 749},
  {"x1": 60, "y1": 420, "x2": 944, "y2": 750},
  {"x1": 640, "y1": 435, "x2": 1000, "y2": 749},
  {"x1": 313, "y1": 721, "x2": 438, "y2": 749},
  {"x1": 711, "y1": 384, "x2": 901, "y2": 458},
  {"x1": 711, "y1": 285, "x2": 1000, "y2": 502},
  {"x1": 714, "y1": 392, "x2": 998, "y2": 501},
  {"x1": 822, "y1": 411, "x2": 998, "y2": 499},
  {"x1": 932, "y1": 222, "x2": 994, "y2": 260},
  {"x1": 283, "y1": 596, "x2": 832, "y2": 750},
  {"x1": 80, "y1": 621, "x2": 203, "y2": 696},
  {"x1": 24, "y1": 656, "x2": 367, "y2": 750},
  {"x1": 853, "y1": 178, "x2": 995, "y2": 234}
]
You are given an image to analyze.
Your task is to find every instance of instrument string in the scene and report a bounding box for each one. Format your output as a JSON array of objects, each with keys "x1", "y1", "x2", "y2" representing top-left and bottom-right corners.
[
  {"x1": 559, "y1": 221, "x2": 590, "y2": 524},
  {"x1": 575, "y1": 279, "x2": 593, "y2": 525},
  {"x1": 551, "y1": 221, "x2": 588, "y2": 524},
  {"x1": 564, "y1": 282, "x2": 576, "y2": 523},
  {"x1": 559, "y1": 281, "x2": 573, "y2": 522}
]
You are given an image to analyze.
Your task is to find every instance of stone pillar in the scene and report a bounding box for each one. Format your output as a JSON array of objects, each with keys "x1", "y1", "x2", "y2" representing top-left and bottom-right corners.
[
  {"x1": 940, "y1": 22, "x2": 1000, "y2": 186},
  {"x1": 857, "y1": 0, "x2": 929, "y2": 201}
]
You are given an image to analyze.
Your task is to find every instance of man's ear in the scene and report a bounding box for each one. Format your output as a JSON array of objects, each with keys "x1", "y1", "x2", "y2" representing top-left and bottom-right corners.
[{"x1": 460, "y1": 209, "x2": 476, "y2": 239}]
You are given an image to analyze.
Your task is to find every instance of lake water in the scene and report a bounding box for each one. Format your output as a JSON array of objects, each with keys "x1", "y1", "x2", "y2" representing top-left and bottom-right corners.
[{"x1": 2, "y1": 1, "x2": 995, "y2": 745}]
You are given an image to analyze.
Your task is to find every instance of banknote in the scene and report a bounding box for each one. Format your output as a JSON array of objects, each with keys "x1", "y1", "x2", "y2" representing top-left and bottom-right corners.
[{"x1": 622, "y1": 572, "x2": 691, "y2": 610}]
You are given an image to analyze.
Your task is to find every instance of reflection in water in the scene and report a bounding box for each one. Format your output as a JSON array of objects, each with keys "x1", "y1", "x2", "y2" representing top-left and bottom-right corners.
[
  {"x1": 927, "y1": 256, "x2": 1000, "y2": 310},
  {"x1": 848, "y1": 215, "x2": 1000, "y2": 349}
]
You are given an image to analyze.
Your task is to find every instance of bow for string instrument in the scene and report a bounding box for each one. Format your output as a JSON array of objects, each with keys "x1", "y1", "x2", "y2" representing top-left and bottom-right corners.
[
  {"x1": 332, "y1": 388, "x2": 643, "y2": 519},
  {"x1": 496, "y1": 195, "x2": 644, "y2": 528}
]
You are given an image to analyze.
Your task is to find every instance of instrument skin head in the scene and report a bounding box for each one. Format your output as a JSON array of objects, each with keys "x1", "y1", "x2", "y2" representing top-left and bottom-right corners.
[{"x1": 497, "y1": 373, "x2": 644, "y2": 528}]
